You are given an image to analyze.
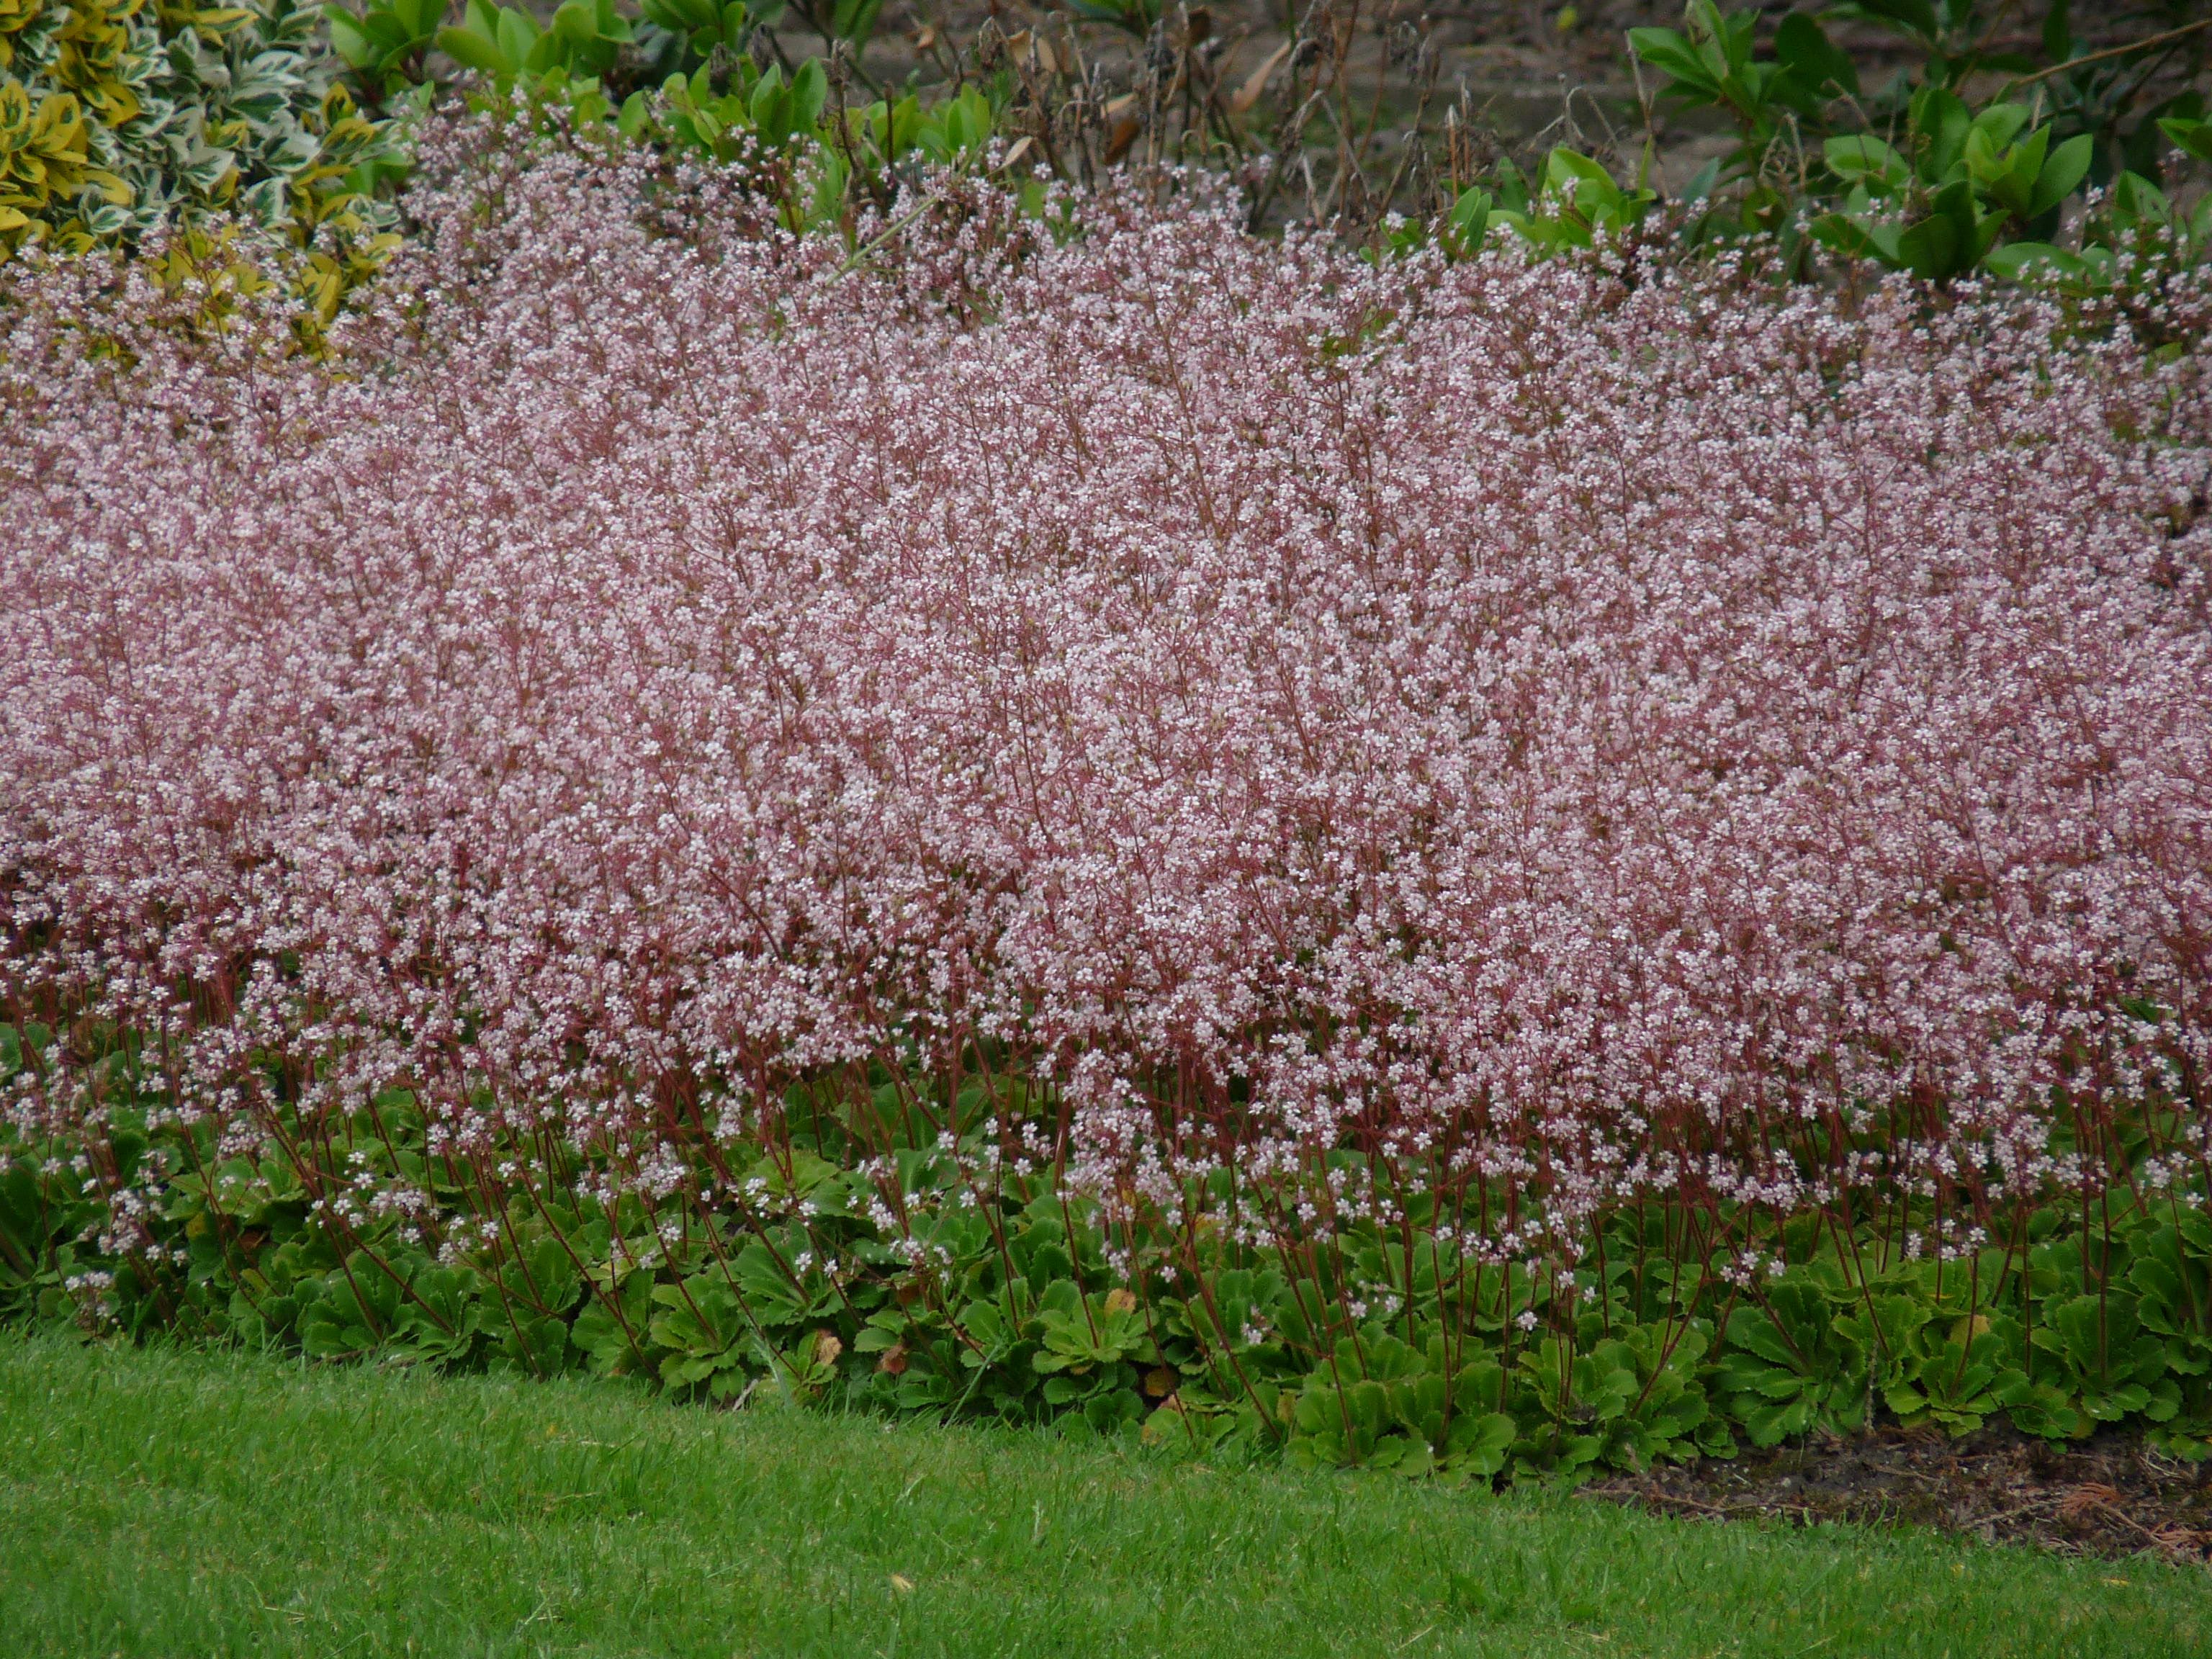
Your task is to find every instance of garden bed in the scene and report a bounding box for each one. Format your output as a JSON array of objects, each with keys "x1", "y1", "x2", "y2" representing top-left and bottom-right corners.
[
  {"x1": 1592, "y1": 1424, "x2": 2212, "y2": 1563},
  {"x1": 6, "y1": 84, "x2": 2212, "y2": 1501}
]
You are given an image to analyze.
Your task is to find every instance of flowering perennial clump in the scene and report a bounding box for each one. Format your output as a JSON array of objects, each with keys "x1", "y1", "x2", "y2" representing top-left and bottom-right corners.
[{"x1": 4, "y1": 126, "x2": 2211, "y2": 1470}]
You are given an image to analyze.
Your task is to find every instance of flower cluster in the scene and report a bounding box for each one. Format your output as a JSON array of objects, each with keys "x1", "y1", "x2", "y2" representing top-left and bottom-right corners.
[{"x1": 4, "y1": 121, "x2": 2209, "y2": 1289}]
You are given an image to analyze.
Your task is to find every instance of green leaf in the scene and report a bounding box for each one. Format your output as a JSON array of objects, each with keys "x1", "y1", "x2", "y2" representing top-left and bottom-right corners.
[
  {"x1": 1825, "y1": 134, "x2": 1907, "y2": 192},
  {"x1": 498, "y1": 1310, "x2": 573, "y2": 1377},
  {"x1": 495, "y1": 7, "x2": 541, "y2": 68},
  {"x1": 573, "y1": 1274, "x2": 654, "y2": 1377},
  {"x1": 2042, "y1": 0, "x2": 2072, "y2": 62},
  {"x1": 1839, "y1": 0, "x2": 1940, "y2": 46},
  {"x1": 437, "y1": 23, "x2": 512, "y2": 76},
  {"x1": 1775, "y1": 14, "x2": 1856, "y2": 97},
  {"x1": 2028, "y1": 133, "x2": 2093, "y2": 219},
  {"x1": 1912, "y1": 86, "x2": 1973, "y2": 182},
  {"x1": 1629, "y1": 28, "x2": 1721, "y2": 99},
  {"x1": 325, "y1": 9, "x2": 377, "y2": 67},
  {"x1": 552, "y1": 1, "x2": 597, "y2": 44},
  {"x1": 2159, "y1": 116, "x2": 2212, "y2": 166},
  {"x1": 1894, "y1": 215, "x2": 1963, "y2": 282},
  {"x1": 392, "y1": 1265, "x2": 485, "y2": 1364},
  {"x1": 1444, "y1": 186, "x2": 1492, "y2": 252},
  {"x1": 830, "y1": 0, "x2": 879, "y2": 44}
]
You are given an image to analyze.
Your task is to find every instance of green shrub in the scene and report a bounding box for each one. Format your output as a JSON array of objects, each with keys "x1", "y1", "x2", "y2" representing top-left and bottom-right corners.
[{"x1": 1390, "y1": 2, "x2": 2212, "y2": 308}]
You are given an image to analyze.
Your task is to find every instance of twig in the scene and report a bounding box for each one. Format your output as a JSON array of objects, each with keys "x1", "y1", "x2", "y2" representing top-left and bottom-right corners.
[
  {"x1": 836, "y1": 190, "x2": 948, "y2": 276},
  {"x1": 2001, "y1": 18, "x2": 2212, "y2": 89}
]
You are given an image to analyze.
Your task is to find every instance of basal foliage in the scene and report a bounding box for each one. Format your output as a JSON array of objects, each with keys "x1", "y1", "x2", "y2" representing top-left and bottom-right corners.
[{"x1": 4, "y1": 123, "x2": 2211, "y2": 1480}]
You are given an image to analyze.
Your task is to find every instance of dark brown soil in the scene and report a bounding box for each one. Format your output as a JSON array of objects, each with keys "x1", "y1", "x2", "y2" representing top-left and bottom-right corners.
[{"x1": 1586, "y1": 1426, "x2": 2212, "y2": 1564}]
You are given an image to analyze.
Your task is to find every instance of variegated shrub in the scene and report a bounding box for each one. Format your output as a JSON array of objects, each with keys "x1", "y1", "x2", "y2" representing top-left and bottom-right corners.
[{"x1": 0, "y1": 0, "x2": 398, "y2": 270}]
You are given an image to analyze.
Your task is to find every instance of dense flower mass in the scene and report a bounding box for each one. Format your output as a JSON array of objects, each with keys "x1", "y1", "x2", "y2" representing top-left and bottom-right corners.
[{"x1": 4, "y1": 123, "x2": 2211, "y2": 1320}]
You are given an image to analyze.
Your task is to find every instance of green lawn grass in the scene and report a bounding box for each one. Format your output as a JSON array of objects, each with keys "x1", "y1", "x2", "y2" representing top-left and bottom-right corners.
[{"x1": 1, "y1": 1334, "x2": 2206, "y2": 1658}]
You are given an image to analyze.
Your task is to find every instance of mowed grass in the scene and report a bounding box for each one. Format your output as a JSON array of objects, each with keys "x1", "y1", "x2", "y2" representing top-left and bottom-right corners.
[{"x1": 1, "y1": 1336, "x2": 2207, "y2": 1659}]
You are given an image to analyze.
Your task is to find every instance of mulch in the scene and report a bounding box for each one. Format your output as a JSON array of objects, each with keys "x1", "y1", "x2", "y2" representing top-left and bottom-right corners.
[{"x1": 1583, "y1": 1425, "x2": 2212, "y2": 1564}]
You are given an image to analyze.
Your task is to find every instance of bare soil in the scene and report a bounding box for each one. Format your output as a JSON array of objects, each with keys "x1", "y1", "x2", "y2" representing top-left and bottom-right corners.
[{"x1": 1586, "y1": 1426, "x2": 2212, "y2": 1565}]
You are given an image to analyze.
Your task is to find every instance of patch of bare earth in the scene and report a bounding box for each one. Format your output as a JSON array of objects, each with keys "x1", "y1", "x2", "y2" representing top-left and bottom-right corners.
[{"x1": 1586, "y1": 1427, "x2": 2212, "y2": 1564}]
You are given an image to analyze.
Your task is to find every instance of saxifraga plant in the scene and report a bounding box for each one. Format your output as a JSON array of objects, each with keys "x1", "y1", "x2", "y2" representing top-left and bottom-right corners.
[{"x1": 4, "y1": 113, "x2": 2211, "y2": 1481}]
